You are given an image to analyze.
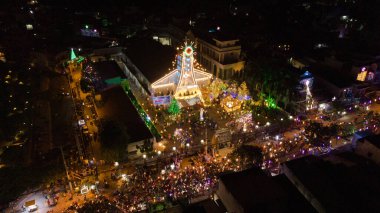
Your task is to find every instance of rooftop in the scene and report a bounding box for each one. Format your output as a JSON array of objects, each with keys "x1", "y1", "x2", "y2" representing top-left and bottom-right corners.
[
  {"x1": 99, "y1": 86, "x2": 153, "y2": 142},
  {"x1": 93, "y1": 60, "x2": 125, "y2": 81},
  {"x1": 309, "y1": 63, "x2": 355, "y2": 88},
  {"x1": 219, "y1": 168, "x2": 314, "y2": 213},
  {"x1": 284, "y1": 154, "x2": 380, "y2": 212},
  {"x1": 191, "y1": 30, "x2": 240, "y2": 48},
  {"x1": 93, "y1": 47, "x2": 124, "y2": 56},
  {"x1": 125, "y1": 38, "x2": 176, "y2": 83},
  {"x1": 362, "y1": 134, "x2": 380, "y2": 149}
]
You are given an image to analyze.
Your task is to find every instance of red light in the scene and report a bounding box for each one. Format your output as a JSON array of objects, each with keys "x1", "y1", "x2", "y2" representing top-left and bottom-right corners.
[{"x1": 186, "y1": 47, "x2": 192, "y2": 55}]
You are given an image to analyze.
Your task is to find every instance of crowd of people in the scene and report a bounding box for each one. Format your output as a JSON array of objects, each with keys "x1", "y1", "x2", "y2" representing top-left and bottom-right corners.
[
  {"x1": 111, "y1": 154, "x2": 240, "y2": 212},
  {"x1": 261, "y1": 133, "x2": 310, "y2": 172},
  {"x1": 61, "y1": 99, "x2": 380, "y2": 212},
  {"x1": 64, "y1": 195, "x2": 121, "y2": 213}
]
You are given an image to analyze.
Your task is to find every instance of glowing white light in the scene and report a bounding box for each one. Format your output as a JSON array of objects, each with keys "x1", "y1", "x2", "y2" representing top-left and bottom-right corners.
[{"x1": 121, "y1": 174, "x2": 127, "y2": 181}]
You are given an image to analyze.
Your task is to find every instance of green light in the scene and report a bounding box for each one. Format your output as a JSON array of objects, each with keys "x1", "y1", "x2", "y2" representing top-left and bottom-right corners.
[
  {"x1": 105, "y1": 77, "x2": 122, "y2": 85},
  {"x1": 70, "y1": 48, "x2": 77, "y2": 60},
  {"x1": 76, "y1": 56, "x2": 84, "y2": 63},
  {"x1": 85, "y1": 25, "x2": 89, "y2": 29},
  {"x1": 265, "y1": 96, "x2": 277, "y2": 109},
  {"x1": 121, "y1": 80, "x2": 161, "y2": 139},
  {"x1": 121, "y1": 79, "x2": 130, "y2": 90},
  {"x1": 168, "y1": 98, "x2": 181, "y2": 115}
]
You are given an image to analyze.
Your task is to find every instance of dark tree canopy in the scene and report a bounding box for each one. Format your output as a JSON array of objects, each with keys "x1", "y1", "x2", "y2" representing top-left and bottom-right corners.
[
  {"x1": 229, "y1": 145, "x2": 263, "y2": 169},
  {"x1": 245, "y1": 60, "x2": 299, "y2": 112},
  {"x1": 304, "y1": 121, "x2": 338, "y2": 147}
]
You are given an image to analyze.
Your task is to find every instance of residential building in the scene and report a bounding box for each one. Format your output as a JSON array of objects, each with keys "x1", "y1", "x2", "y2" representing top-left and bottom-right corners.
[
  {"x1": 98, "y1": 86, "x2": 155, "y2": 159},
  {"x1": 355, "y1": 134, "x2": 380, "y2": 165},
  {"x1": 188, "y1": 30, "x2": 245, "y2": 80},
  {"x1": 217, "y1": 168, "x2": 314, "y2": 213},
  {"x1": 282, "y1": 153, "x2": 380, "y2": 212},
  {"x1": 217, "y1": 148, "x2": 380, "y2": 213}
]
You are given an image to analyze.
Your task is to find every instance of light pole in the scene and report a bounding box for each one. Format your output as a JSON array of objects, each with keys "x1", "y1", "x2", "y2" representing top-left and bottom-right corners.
[
  {"x1": 205, "y1": 125, "x2": 208, "y2": 155},
  {"x1": 173, "y1": 146, "x2": 178, "y2": 164}
]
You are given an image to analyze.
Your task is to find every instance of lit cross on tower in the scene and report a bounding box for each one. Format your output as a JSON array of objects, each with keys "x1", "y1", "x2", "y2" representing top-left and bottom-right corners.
[{"x1": 174, "y1": 42, "x2": 200, "y2": 98}]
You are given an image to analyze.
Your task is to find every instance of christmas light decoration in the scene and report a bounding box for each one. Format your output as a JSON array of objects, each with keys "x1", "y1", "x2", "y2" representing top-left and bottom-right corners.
[
  {"x1": 152, "y1": 41, "x2": 212, "y2": 105},
  {"x1": 168, "y1": 98, "x2": 181, "y2": 115},
  {"x1": 70, "y1": 48, "x2": 77, "y2": 61}
]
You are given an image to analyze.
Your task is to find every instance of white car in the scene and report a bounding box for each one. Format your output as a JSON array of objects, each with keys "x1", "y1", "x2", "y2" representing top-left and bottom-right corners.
[{"x1": 28, "y1": 204, "x2": 38, "y2": 212}]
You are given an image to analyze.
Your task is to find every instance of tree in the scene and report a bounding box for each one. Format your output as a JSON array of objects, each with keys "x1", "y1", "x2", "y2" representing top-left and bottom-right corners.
[
  {"x1": 245, "y1": 60, "x2": 298, "y2": 111},
  {"x1": 339, "y1": 123, "x2": 355, "y2": 137},
  {"x1": 305, "y1": 122, "x2": 323, "y2": 146},
  {"x1": 229, "y1": 145, "x2": 263, "y2": 169},
  {"x1": 304, "y1": 121, "x2": 337, "y2": 147},
  {"x1": 121, "y1": 79, "x2": 130, "y2": 91},
  {"x1": 168, "y1": 98, "x2": 181, "y2": 115},
  {"x1": 209, "y1": 79, "x2": 227, "y2": 99},
  {"x1": 80, "y1": 78, "x2": 91, "y2": 93},
  {"x1": 265, "y1": 95, "x2": 277, "y2": 109},
  {"x1": 238, "y1": 81, "x2": 250, "y2": 98},
  {"x1": 204, "y1": 94, "x2": 211, "y2": 106},
  {"x1": 332, "y1": 100, "x2": 345, "y2": 113}
]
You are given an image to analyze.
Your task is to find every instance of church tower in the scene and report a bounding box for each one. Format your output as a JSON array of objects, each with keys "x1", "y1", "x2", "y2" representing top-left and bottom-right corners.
[
  {"x1": 151, "y1": 41, "x2": 212, "y2": 106},
  {"x1": 174, "y1": 43, "x2": 201, "y2": 100}
]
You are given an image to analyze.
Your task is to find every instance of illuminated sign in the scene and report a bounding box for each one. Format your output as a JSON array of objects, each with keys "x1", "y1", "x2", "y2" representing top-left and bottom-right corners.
[
  {"x1": 81, "y1": 28, "x2": 100, "y2": 37},
  {"x1": 153, "y1": 96, "x2": 171, "y2": 105},
  {"x1": 357, "y1": 71, "x2": 367, "y2": 81},
  {"x1": 26, "y1": 24, "x2": 33, "y2": 30}
]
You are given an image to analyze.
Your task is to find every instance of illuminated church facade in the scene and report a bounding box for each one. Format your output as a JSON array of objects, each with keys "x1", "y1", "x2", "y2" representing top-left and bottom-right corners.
[{"x1": 152, "y1": 42, "x2": 212, "y2": 106}]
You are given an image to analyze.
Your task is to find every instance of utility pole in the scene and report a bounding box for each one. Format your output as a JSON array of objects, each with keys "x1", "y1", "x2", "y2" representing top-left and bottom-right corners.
[
  {"x1": 60, "y1": 146, "x2": 73, "y2": 191},
  {"x1": 205, "y1": 125, "x2": 208, "y2": 155}
]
